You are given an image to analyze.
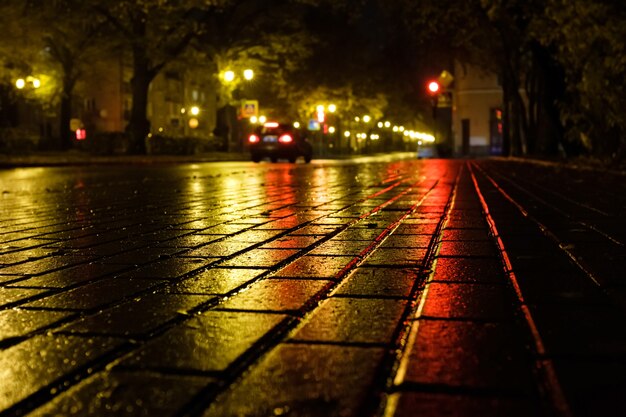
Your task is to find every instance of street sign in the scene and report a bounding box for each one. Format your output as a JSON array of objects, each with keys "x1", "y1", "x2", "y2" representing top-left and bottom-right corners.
[
  {"x1": 308, "y1": 119, "x2": 321, "y2": 131},
  {"x1": 240, "y1": 100, "x2": 259, "y2": 118}
]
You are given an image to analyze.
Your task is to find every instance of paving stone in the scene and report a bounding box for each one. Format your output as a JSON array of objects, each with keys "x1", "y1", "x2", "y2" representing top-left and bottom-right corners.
[
  {"x1": 219, "y1": 249, "x2": 300, "y2": 268},
  {"x1": 229, "y1": 229, "x2": 285, "y2": 242},
  {"x1": 330, "y1": 228, "x2": 383, "y2": 241},
  {"x1": 0, "y1": 309, "x2": 72, "y2": 342},
  {"x1": 431, "y1": 257, "x2": 504, "y2": 284},
  {"x1": 379, "y1": 234, "x2": 432, "y2": 248},
  {"x1": 62, "y1": 294, "x2": 213, "y2": 337},
  {"x1": 421, "y1": 283, "x2": 514, "y2": 321},
  {"x1": 0, "y1": 255, "x2": 94, "y2": 276},
  {"x1": 6, "y1": 263, "x2": 131, "y2": 289},
  {"x1": 0, "y1": 335, "x2": 123, "y2": 414},
  {"x1": 217, "y1": 279, "x2": 332, "y2": 312},
  {"x1": 400, "y1": 320, "x2": 535, "y2": 392},
  {"x1": 438, "y1": 240, "x2": 498, "y2": 257},
  {"x1": 291, "y1": 297, "x2": 407, "y2": 344},
  {"x1": 0, "y1": 248, "x2": 52, "y2": 265},
  {"x1": 24, "y1": 278, "x2": 165, "y2": 311},
  {"x1": 0, "y1": 287, "x2": 49, "y2": 307},
  {"x1": 121, "y1": 311, "x2": 288, "y2": 372},
  {"x1": 201, "y1": 344, "x2": 385, "y2": 417},
  {"x1": 26, "y1": 371, "x2": 213, "y2": 417},
  {"x1": 273, "y1": 255, "x2": 355, "y2": 279},
  {"x1": 121, "y1": 257, "x2": 212, "y2": 279},
  {"x1": 98, "y1": 247, "x2": 183, "y2": 265},
  {"x1": 182, "y1": 240, "x2": 254, "y2": 258},
  {"x1": 164, "y1": 267, "x2": 266, "y2": 295},
  {"x1": 441, "y1": 228, "x2": 491, "y2": 241},
  {"x1": 362, "y1": 248, "x2": 428, "y2": 267},
  {"x1": 390, "y1": 392, "x2": 540, "y2": 417},
  {"x1": 156, "y1": 233, "x2": 226, "y2": 249},
  {"x1": 289, "y1": 224, "x2": 342, "y2": 236},
  {"x1": 199, "y1": 224, "x2": 254, "y2": 235},
  {"x1": 394, "y1": 224, "x2": 438, "y2": 235},
  {"x1": 259, "y1": 235, "x2": 323, "y2": 249},
  {"x1": 308, "y1": 240, "x2": 369, "y2": 256},
  {"x1": 334, "y1": 267, "x2": 419, "y2": 298}
]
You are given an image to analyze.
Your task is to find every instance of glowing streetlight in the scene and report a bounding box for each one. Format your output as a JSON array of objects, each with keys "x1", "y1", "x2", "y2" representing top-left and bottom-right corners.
[
  {"x1": 384, "y1": 121, "x2": 391, "y2": 128},
  {"x1": 363, "y1": 115, "x2": 371, "y2": 123},
  {"x1": 354, "y1": 116, "x2": 360, "y2": 122},
  {"x1": 259, "y1": 115, "x2": 267, "y2": 124},
  {"x1": 344, "y1": 131, "x2": 351, "y2": 137},
  {"x1": 15, "y1": 79, "x2": 25, "y2": 89},
  {"x1": 243, "y1": 69, "x2": 254, "y2": 80},
  {"x1": 329, "y1": 126, "x2": 336, "y2": 134},
  {"x1": 293, "y1": 121, "x2": 301, "y2": 128},
  {"x1": 31, "y1": 78, "x2": 41, "y2": 88},
  {"x1": 328, "y1": 104, "x2": 337, "y2": 113},
  {"x1": 190, "y1": 106, "x2": 200, "y2": 116},
  {"x1": 223, "y1": 70, "x2": 235, "y2": 82},
  {"x1": 377, "y1": 122, "x2": 383, "y2": 128},
  {"x1": 250, "y1": 116, "x2": 258, "y2": 124}
]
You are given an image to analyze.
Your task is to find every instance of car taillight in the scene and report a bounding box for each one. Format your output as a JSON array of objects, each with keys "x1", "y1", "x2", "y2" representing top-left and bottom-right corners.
[
  {"x1": 249, "y1": 134, "x2": 260, "y2": 143},
  {"x1": 278, "y1": 134, "x2": 293, "y2": 143}
]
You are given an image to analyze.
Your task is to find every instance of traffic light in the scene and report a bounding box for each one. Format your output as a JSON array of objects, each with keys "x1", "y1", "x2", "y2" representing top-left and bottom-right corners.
[{"x1": 427, "y1": 81, "x2": 440, "y2": 95}]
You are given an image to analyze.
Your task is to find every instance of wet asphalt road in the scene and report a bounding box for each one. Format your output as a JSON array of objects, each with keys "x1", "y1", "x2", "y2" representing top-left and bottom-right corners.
[{"x1": 0, "y1": 156, "x2": 625, "y2": 417}]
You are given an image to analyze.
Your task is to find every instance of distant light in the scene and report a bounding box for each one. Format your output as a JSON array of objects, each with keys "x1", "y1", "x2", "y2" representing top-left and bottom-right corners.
[
  {"x1": 418, "y1": 140, "x2": 422, "y2": 145},
  {"x1": 428, "y1": 81, "x2": 440, "y2": 94},
  {"x1": 180, "y1": 108, "x2": 186, "y2": 114},
  {"x1": 393, "y1": 126, "x2": 399, "y2": 132},
  {"x1": 363, "y1": 115, "x2": 371, "y2": 123},
  {"x1": 188, "y1": 118, "x2": 199, "y2": 129},
  {"x1": 75, "y1": 129, "x2": 86, "y2": 140},
  {"x1": 344, "y1": 131, "x2": 351, "y2": 137},
  {"x1": 316, "y1": 105, "x2": 325, "y2": 113},
  {"x1": 328, "y1": 126, "x2": 336, "y2": 134},
  {"x1": 264, "y1": 122, "x2": 279, "y2": 128},
  {"x1": 31, "y1": 78, "x2": 41, "y2": 88},
  {"x1": 377, "y1": 122, "x2": 383, "y2": 128},
  {"x1": 190, "y1": 106, "x2": 200, "y2": 116},
  {"x1": 384, "y1": 121, "x2": 391, "y2": 128},
  {"x1": 259, "y1": 115, "x2": 267, "y2": 124},
  {"x1": 15, "y1": 79, "x2": 25, "y2": 89},
  {"x1": 158, "y1": 127, "x2": 164, "y2": 133},
  {"x1": 354, "y1": 116, "x2": 360, "y2": 122},
  {"x1": 328, "y1": 104, "x2": 337, "y2": 113},
  {"x1": 223, "y1": 71, "x2": 235, "y2": 82},
  {"x1": 403, "y1": 131, "x2": 409, "y2": 136},
  {"x1": 250, "y1": 116, "x2": 258, "y2": 124},
  {"x1": 249, "y1": 134, "x2": 260, "y2": 143},
  {"x1": 293, "y1": 121, "x2": 300, "y2": 128},
  {"x1": 278, "y1": 134, "x2": 293, "y2": 143},
  {"x1": 399, "y1": 126, "x2": 405, "y2": 132},
  {"x1": 243, "y1": 69, "x2": 254, "y2": 80}
]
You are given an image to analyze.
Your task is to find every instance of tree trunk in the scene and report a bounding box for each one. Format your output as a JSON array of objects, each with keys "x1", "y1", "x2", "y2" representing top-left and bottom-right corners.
[
  {"x1": 59, "y1": 74, "x2": 75, "y2": 151},
  {"x1": 128, "y1": 44, "x2": 153, "y2": 154}
]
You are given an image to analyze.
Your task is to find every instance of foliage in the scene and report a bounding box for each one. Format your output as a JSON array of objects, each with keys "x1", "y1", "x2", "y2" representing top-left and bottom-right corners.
[{"x1": 146, "y1": 134, "x2": 222, "y2": 155}]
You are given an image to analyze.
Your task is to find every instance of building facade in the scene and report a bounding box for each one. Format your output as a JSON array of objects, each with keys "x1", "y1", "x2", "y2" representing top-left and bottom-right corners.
[{"x1": 452, "y1": 62, "x2": 503, "y2": 156}]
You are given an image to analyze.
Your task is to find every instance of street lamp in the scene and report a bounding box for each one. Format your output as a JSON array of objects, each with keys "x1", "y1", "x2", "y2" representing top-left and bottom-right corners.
[
  {"x1": 223, "y1": 71, "x2": 236, "y2": 82},
  {"x1": 328, "y1": 104, "x2": 337, "y2": 113},
  {"x1": 243, "y1": 69, "x2": 254, "y2": 80},
  {"x1": 190, "y1": 106, "x2": 200, "y2": 116},
  {"x1": 363, "y1": 115, "x2": 371, "y2": 123}
]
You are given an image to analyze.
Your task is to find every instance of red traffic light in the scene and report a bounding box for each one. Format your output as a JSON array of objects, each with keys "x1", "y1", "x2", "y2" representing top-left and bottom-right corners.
[{"x1": 427, "y1": 81, "x2": 440, "y2": 94}]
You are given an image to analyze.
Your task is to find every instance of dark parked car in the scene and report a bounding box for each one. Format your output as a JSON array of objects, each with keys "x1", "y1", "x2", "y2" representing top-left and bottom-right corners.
[{"x1": 248, "y1": 122, "x2": 313, "y2": 163}]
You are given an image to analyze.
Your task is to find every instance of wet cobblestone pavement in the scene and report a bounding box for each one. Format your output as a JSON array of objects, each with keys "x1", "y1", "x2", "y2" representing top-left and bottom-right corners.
[{"x1": 1, "y1": 156, "x2": 624, "y2": 417}]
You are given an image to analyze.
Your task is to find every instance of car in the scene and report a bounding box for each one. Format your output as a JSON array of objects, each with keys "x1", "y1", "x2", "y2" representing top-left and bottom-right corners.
[{"x1": 248, "y1": 122, "x2": 313, "y2": 163}]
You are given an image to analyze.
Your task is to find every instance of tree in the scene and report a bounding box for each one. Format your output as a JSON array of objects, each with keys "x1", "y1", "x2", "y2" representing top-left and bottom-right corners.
[{"x1": 90, "y1": 0, "x2": 222, "y2": 153}]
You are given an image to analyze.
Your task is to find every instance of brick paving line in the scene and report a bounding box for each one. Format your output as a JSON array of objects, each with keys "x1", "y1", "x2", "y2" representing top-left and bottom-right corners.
[
  {"x1": 381, "y1": 164, "x2": 462, "y2": 417},
  {"x1": 468, "y1": 162, "x2": 573, "y2": 417},
  {"x1": 176, "y1": 176, "x2": 447, "y2": 416}
]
